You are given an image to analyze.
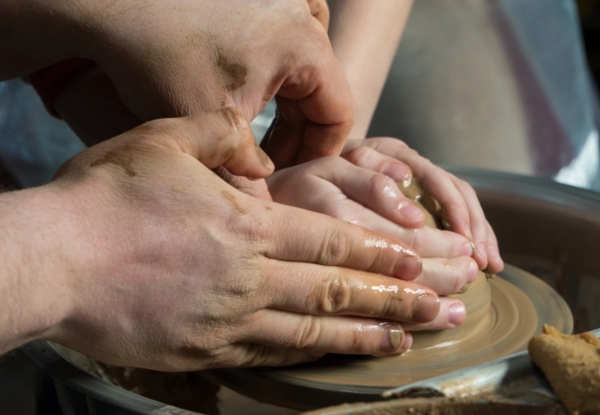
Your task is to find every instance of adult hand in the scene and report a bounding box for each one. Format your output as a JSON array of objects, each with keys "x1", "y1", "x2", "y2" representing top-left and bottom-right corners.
[
  {"x1": 4, "y1": 0, "x2": 353, "y2": 168},
  {"x1": 341, "y1": 138, "x2": 504, "y2": 273},
  {"x1": 26, "y1": 111, "x2": 473, "y2": 371},
  {"x1": 267, "y1": 157, "x2": 479, "y2": 297}
]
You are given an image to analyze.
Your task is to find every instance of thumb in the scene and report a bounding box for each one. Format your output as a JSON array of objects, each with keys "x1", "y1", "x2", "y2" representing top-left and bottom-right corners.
[{"x1": 175, "y1": 108, "x2": 274, "y2": 179}]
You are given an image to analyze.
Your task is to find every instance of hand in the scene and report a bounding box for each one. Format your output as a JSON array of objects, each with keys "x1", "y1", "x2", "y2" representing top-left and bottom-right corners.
[
  {"x1": 267, "y1": 157, "x2": 479, "y2": 298},
  {"x1": 35, "y1": 111, "x2": 471, "y2": 371},
  {"x1": 341, "y1": 138, "x2": 504, "y2": 273},
  {"x1": 1, "y1": 0, "x2": 353, "y2": 168}
]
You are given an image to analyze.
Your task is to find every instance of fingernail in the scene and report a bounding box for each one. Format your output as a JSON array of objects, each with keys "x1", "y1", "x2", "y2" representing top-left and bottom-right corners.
[
  {"x1": 382, "y1": 162, "x2": 411, "y2": 181},
  {"x1": 399, "y1": 202, "x2": 425, "y2": 222},
  {"x1": 255, "y1": 143, "x2": 274, "y2": 169},
  {"x1": 460, "y1": 242, "x2": 473, "y2": 257},
  {"x1": 379, "y1": 323, "x2": 407, "y2": 353},
  {"x1": 448, "y1": 302, "x2": 466, "y2": 326},
  {"x1": 476, "y1": 242, "x2": 488, "y2": 264},
  {"x1": 412, "y1": 294, "x2": 440, "y2": 323},
  {"x1": 395, "y1": 256, "x2": 422, "y2": 280},
  {"x1": 467, "y1": 260, "x2": 478, "y2": 283},
  {"x1": 389, "y1": 324, "x2": 403, "y2": 350}
]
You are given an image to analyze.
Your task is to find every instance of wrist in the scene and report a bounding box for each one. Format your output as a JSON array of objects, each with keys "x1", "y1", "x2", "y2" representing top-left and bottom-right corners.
[{"x1": 0, "y1": 184, "x2": 88, "y2": 353}]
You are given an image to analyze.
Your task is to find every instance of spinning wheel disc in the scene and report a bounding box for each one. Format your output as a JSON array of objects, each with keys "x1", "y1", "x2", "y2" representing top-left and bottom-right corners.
[{"x1": 210, "y1": 265, "x2": 573, "y2": 410}]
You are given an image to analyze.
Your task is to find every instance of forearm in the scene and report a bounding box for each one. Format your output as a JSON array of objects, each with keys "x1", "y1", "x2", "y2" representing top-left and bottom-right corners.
[
  {"x1": 328, "y1": 0, "x2": 412, "y2": 138},
  {"x1": 0, "y1": 186, "x2": 79, "y2": 354}
]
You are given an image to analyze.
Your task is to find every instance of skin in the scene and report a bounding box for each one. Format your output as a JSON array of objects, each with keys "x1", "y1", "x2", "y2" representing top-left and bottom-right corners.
[
  {"x1": 0, "y1": 112, "x2": 473, "y2": 369},
  {"x1": 327, "y1": 0, "x2": 413, "y2": 138},
  {"x1": 341, "y1": 139, "x2": 504, "y2": 272},
  {"x1": 52, "y1": 71, "x2": 503, "y2": 272},
  {"x1": 45, "y1": 0, "x2": 483, "y2": 237},
  {"x1": 0, "y1": 0, "x2": 355, "y2": 167}
]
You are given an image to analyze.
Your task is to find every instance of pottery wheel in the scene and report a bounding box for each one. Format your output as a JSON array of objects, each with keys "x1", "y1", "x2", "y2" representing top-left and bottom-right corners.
[{"x1": 210, "y1": 264, "x2": 573, "y2": 410}]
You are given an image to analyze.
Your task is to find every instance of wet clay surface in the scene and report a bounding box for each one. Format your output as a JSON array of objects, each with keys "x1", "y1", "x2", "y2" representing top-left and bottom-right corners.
[{"x1": 528, "y1": 325, "x2": 600, "y2": 415}]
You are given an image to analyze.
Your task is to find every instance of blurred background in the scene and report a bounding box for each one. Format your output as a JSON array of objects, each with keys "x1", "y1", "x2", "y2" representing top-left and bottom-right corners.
[{"x1": 3, "y1": 0, "x2": 600, "y2": 413}]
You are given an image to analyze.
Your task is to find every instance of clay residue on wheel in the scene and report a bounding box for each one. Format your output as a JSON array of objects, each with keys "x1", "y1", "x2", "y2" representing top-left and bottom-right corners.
[
  {"x1": 300, "y1": 394, "x2": 568, "y2": 415},
  {"x1": 528, "y1": 325, "x2": 600, "y2": 415}
]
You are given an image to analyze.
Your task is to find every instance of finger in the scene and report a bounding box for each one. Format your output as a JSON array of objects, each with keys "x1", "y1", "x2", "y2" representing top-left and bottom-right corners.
[
  {"x1": 342, "y1": 143, "x2": 412, "y2": 182},
  {"x1": 392, "y1": 150, "x2": 473, "y2": 242},
  {"x1": 315, "y1": 157, "x2": 424, "y2": 227},
  {"x1": 166, "y1": 108, "x2": 274, "y2": 178},
  {"x1": 486, "y1": 222, "x2": 504, "y2": 273},
  {"x1": 220, "y1": 343, "x2": 326, "y2": 368},
  {"x1": 402, "y1": 298, "x2": 466, "y2": 331},
  {"x1": 413, "y1": 257, "x2": 479, "y2": 295},
  {"x1": 261, "y1": 97, "x2": 306, "y2": 169},
  {"x1": 263, "y1": 260, "x2": 440, "y2": 323},
  {"x1": 244, "y1": 311, "x2": 412, "y2": 357},
  {"x1": 318, "y1": 197, "x2": 472, "y2": 258},
  {"x1": 262, "y1": 203, "x2": 423, "y2": 281},
  {"x1": 355, "y1": 139, "x2": 474, "y2": 242},
  {"x1": 306, "y1": 0, "x2": 330, "y2": 30},
  {"x1": 452, "y1": 176, "x2": 489, "y2": 269},
  {"x1": 213, "y1": 167, "x2": 273, "y2": 201},
  {"x1": 263, "y1": 32, "x2": 356, "y2": 167}
]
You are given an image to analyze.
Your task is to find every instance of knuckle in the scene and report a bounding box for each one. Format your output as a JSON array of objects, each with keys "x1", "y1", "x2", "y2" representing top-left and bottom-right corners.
[
  {"x1": 217, "y1": 107, "x2": 244, "y2": 128},
  {"x1": 345, "y1": 146, "x2": 374, "y2": 166},
  {"x1": 238, "y1": 344, "x2": 274, "y2": 367},
  {"x1": 314, "y1": 276, "x2": 352, "y2": 314},
  {"x1": 369, "y1": 173, "x2": 396, "y2": 198},
  {"x1": 410, "y1": 228, "x2": 427, "y2": 252},
  {"x1": 377, "y1": 137, "x2": 410, "y2": 150},
  {"x1": 318, "y1": 227, "x2": 351, "y2": 265},
  {"x1": 348, "y1": 326, "x2": 367, "y2": 352},
  {"x1": 140, "y1": 118, "x2": 179, "y2": 136},
  {"x1": 381, "y1": 294, "x2": 404, "y2": 319},
  {"x1": 234, "y1": 211, "x2": 272, "y2": 243},
  {"x1": 216, "y1": 107, "x2": 250, "y2": 142},
  {"x1": 225, "y1": 275, "x2": 261, "y2": 298},
  {"x1": 291, "y1": 316, "x2": 322, "y2": 349}
]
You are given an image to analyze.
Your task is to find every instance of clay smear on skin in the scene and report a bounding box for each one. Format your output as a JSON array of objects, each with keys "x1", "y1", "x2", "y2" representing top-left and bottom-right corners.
[
  {"x1": 90, "y1": 149, "x2": 136, "y2": 177},
  {"x1": 222, "y1": 190, "x2": 248, "y2": 214},
  {"x1": 214, "y1": 45, "x2": 247, "y2": 92}
]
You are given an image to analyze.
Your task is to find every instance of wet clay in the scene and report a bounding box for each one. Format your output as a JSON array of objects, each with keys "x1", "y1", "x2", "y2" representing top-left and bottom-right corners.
[{"x1": 528, "y1": 325, "x2": 600, "y2": 415}]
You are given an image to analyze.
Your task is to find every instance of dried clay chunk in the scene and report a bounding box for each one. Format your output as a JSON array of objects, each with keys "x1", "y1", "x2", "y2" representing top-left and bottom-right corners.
[{"x1": 528, "y1": 324, "x2": 600, "y2": 415}]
